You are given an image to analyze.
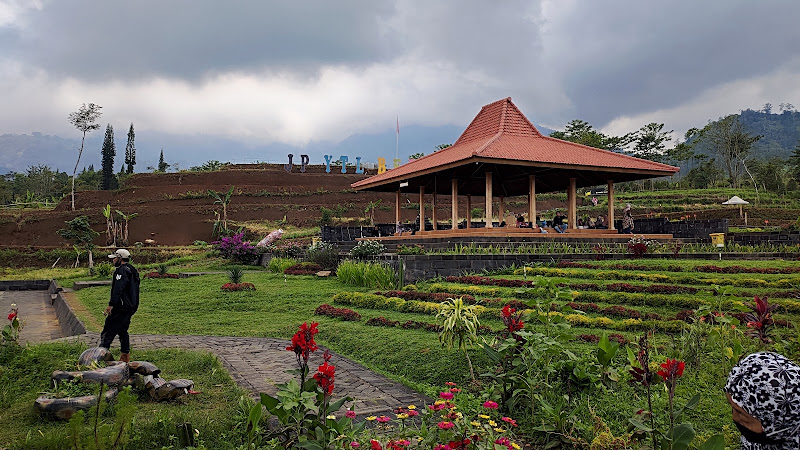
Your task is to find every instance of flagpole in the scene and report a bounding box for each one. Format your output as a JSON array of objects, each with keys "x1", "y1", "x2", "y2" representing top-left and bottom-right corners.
[{"x1": 396, "y1": 116, "x2": 399, "y2": 162}]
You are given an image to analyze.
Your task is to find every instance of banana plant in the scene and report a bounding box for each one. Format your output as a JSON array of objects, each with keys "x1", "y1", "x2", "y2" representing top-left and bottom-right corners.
[
  {"x1": 115, "y1": 210, "x2": 138, "y2": 246},
  {"x1": 102, "y1": 204, "x2": 116, "y2": 246},
  {"x1": 208, "y1": 186, "x2": 235, "y2": 233}
]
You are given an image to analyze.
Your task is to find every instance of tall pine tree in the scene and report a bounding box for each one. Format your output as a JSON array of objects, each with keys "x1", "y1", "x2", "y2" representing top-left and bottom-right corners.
[
  {"x1": 157, "y1": 148, "x2": 169, "y2": 172},
  {"x1": 125, "y1": 123, "x2": 136, "y2": 173},
  {"x1": 100, "y1": 124, "x2": 116, "y2": 190}
]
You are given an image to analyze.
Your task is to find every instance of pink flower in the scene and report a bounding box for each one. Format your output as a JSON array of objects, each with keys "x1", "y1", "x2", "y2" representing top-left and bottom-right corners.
[
  {"x1": 351, "y1": 443, "x2": 360, "y2": 448},
  {"x1": 449, "y1": 388, "x2": 461, "y2": 393},
  {"x1": 437, "y1": 421, "x2": 455, "y2": 430},
  {"x1": 439, "y1": 392, "x2": 454, "y2": 400},
  {"x1": 501, "y1": 416, "x2": 517, "y2": 427},
  {"x1": 408, "y1": 409, "x2": 419, "y2": 416},
  {"x1": 346, "y1": 410, "x2": 356, "y2": 419},
  {"x1": 435, "y1": 445, "x2": 448, "y2": 450},
  {"x1": 376, "y1": 415, "x2": 391, "y2": 423},
  {"x1": 482, "y1": 400, "x2": 499, "y2": 409},
  {"x1": 445, "y1": 382, "x2": 457, "y2": 386}
]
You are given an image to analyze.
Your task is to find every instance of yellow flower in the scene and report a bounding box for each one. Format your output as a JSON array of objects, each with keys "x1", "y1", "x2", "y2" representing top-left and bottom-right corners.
[
  {"x1": 479, "y1": 414, "x2": 490, "y2": 419},
  {"x1": 397, "y1": 413, "x2": 409, "y2": 420},
  {"x1": 488, "y1": 420, "x2": 497, "y2": 427},
  {"x1": 326, "y1": 414, "x2": 336, "y2": 420},
  {"x1": 434, "y1": 400, "x2": 445, "y2": 405},
  {"x1": 471, "y1": 421, "x2": 481, "y2": 427},
  {"x1": 366, "y1": 416, "x2": 377, "y2": 421},
  {"x1": 407, "y1": 405, "x2": 416, "y2": 410},
  {"x1": 494, "y1": 428, "x2": 506, "y2": 433},
  {"x1": 512, "y1": 443, "x2": 521, "y2": 450}
]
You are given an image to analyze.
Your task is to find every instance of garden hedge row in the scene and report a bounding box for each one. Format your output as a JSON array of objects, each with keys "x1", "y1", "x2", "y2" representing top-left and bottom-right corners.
[
  {"x1": 513, "y1": 267, "x2": 799, "y2": 288},
  {"x1": 332, "y1": 291, "x2": 687, "y2": 332},
  {"x1": 430, "y1": 281, "x2": 800, "y2": 314},
  {"x1": 557, "y1": 260, "x2": 800, "y2": 275}
]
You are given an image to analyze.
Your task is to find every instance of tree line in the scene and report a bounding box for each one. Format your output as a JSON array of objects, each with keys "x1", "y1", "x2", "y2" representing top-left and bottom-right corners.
[{"x1": 549, "y1": 109, "x2": 800, "y2": 193}]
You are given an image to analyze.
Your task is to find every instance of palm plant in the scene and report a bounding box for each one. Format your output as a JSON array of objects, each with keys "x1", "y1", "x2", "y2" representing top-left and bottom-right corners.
[
  {"x1": 227, "y1": 267, "x2": 244, "y2": 285},
  {"x1": 437, "y1": 297, "x2": 480, "y2": 382}
]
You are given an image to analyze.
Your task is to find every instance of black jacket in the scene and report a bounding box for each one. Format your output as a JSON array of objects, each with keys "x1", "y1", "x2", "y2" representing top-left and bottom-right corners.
[{"x1": 109, "y1": 263, "x2": 140, "y2": 313}]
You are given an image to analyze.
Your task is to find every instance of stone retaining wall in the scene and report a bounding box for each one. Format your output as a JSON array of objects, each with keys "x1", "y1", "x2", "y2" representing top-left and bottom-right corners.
[
  {"x1": 50, "y1": 281, "x2": 87, "y2": 337},
  {"x1": 0, "y1": 279, "x2": 51, "y2": 291},
  {"x1": 376, "y1": 252, "x2": 800, "y2": 283},
  {"x1": 728, "y1": 231, "x2": 800, "y2": 246}
]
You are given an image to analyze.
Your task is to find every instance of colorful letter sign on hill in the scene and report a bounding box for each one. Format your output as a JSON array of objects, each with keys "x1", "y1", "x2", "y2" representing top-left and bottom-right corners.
[{"x1": 284, "y1": 154, "x2": 401, "y2": 174}]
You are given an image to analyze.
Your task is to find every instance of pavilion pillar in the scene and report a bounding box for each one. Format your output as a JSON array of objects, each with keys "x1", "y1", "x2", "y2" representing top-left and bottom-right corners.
[
  {"x1": 485, "y1": 172, "x2": 493, "y2": 228},
  {"x1": 451, "y1": 179, "x2": 458, "y2": 229},
  {"x1": 395, "y1": 190, "x2": 401, "y2": 234},
  {"x1": 419, "y1": 186, "x2": 425, "y2": 233},
  {"x1": 528, "y1": 175, "x2": 536, "y2": 226},
  {"x1": 499, "y1": 196, "x2": 504, "y2": 225},
  {"x1": 607, "y1": 180, "x2": 615, "y2": 230},
  {"x1": 568, "y1": 177, "x2": 577, "y2": 229},
  {"x1": 466, "y1": 195, "x2": 472, "y2": 228},
  {"x1": 432, "y1": 191, "x2": 437, "y2": 230}
]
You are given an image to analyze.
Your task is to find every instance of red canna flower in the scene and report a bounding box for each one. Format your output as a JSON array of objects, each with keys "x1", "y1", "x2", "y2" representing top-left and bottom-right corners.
[
  {"x1": 7, "y1": 312, "x2": 16, "y2": 321},
  {"x1": 286, "y1": 322, "x2": 319, "y2": 365},
  {"x1": 313, "y1": 361, "x2": 335, "y2": 395},
  {"x1": 657, "y1": 359, "x2": 685, "y2": 382}
]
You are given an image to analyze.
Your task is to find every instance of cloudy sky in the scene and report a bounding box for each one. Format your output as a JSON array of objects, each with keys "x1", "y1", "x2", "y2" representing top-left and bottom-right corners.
[{"x1": 2, "y1": 0, "x2": 800, "y2": 170}]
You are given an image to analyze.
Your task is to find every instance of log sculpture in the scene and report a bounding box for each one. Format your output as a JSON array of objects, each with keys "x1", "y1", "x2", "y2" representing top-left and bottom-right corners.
[{"x1": 35, "y1": 347, "x2": 194, "y2": 420}]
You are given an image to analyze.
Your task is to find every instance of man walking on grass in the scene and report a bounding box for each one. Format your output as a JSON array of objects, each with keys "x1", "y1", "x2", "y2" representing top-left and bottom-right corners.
[{"x1": 100, "y1": 248, "x2": 140, "y2": 362}]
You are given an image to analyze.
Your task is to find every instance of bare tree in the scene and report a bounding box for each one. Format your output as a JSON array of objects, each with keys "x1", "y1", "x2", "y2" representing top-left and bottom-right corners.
[
  {"x1": 703, "y1": 115, "x2": 761, "y2": 188},
  {"x1": 68, "y1": 103, "x2": 103, "y2": 210}
]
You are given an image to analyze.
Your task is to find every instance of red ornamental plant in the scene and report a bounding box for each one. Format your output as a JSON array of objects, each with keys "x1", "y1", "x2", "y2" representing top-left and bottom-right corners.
[
  {"x1": 501, "y1": 305, "x2": 524, "y2": 336},
  {"x1": 744, "y1": 295, "x2": 778, "y2": 343},
  {"x1": 286, "y1": 321, "x2": 319, "y2": 385},
  {"x1": 314, "y1": 355, "x2": 336, "y2": 396},
  {"x1": 220, "y1": 282, "x2": 255, "y2": 292}
]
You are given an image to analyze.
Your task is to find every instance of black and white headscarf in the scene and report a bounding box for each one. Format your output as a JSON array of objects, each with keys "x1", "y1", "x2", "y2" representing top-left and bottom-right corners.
[{"x1": 725, "y1": 352, "x2": 800, "y2": 449}]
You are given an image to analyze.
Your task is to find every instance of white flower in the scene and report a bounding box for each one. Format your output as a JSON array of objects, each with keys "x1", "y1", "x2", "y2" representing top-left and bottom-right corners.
[{"x1": 10, "y1": 304, "x2": 16, "y2": 309}]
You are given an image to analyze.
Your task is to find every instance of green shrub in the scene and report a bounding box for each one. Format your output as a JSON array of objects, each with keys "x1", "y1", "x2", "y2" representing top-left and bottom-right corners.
[
  {"x1": 349, "y1": 240, "x2": 386, "y2": 258},
  {"x1": 336, "y1": 260, "x2": 398, "y2": 289},
  {"x1": 429, "y1": 283, "x2": 501, "y2": 297},
  {"x1": 268, "y1": 257, "x2": 298, "y2": 274},
  {"x1": 94, "y1": 262, "x2": 113, "y2": 277},
  {"x1": 305, "y1": 241, "x2": 339, "y2": 270}
]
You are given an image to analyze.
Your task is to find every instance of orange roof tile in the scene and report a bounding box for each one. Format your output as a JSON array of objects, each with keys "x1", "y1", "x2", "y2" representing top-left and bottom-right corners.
[{"x1": 352, "y1": 97, "x2": 678, "y2": 190}]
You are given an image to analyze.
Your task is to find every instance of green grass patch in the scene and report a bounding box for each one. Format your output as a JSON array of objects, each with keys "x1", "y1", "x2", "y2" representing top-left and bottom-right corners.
[{"x1": 0, "y1": 342, "x2": 247, "y2": 449}]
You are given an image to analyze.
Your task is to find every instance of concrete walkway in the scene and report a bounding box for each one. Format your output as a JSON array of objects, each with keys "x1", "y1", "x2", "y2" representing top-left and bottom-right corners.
[
  {"x1": 0, "y1": 290, "x2": 64, "y2": 343},
  {"x1": 4, "y1": 289, "x2": 429, "y2": 417}
]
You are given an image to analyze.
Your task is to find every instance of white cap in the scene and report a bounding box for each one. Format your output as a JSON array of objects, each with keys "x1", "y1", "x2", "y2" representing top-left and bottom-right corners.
[{"x1": 108, "y1": 249, "x2": 131, "y2": 259}]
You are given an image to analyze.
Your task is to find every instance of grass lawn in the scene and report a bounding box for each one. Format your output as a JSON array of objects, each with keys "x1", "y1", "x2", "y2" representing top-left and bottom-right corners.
[
  {"x1": 6, "y1": 254, "x2": 792, "y2": 446},
  {"x1": 0, "y1": 342, "x2": 248, "y2": 449}
]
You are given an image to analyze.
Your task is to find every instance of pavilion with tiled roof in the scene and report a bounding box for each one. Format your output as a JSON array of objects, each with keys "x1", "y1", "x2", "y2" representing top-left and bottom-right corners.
[{"x1": 352, "y1": 97, "x2": 679, "y2": 235}]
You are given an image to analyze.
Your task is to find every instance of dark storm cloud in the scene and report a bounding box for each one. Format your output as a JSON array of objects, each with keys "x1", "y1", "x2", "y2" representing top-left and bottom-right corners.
[
  {"x1": 2, "y1": 1, "x2": 396, "y2": 81},
  {"x1": 548, "y1": 0, "x2": 800, "y2": 125}
]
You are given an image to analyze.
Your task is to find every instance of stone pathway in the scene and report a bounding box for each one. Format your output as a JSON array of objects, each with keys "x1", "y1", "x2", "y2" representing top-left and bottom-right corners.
[
  {"x1": 0, "y1": 290, "x2": 64, "y2": 343},
  {"x1": 4, "y1": 289, "x2": 429, "y2": 417},
  {"x1": 59, "y1": 332, "x2": 428, "y2": 416}
]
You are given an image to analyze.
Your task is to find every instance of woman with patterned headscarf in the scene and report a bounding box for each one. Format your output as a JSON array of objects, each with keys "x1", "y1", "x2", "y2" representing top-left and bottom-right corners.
[{"x1": 724, "y1": 352, "x2": 800, "y2": 449}]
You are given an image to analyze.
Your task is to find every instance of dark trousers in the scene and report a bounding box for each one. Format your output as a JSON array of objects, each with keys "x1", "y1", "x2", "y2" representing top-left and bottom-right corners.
[{"x1": 100, "y1": 310, "x2": 134, "y2": 353}]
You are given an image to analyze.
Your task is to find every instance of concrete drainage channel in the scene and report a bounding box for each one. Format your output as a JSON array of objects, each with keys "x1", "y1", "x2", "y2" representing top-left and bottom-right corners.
[{"x1": 0, "y1": 280, "x2": 87, "y2": 338}]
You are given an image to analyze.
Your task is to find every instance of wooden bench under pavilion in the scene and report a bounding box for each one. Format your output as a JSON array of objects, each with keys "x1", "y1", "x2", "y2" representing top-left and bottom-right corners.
[{"x1": 351, "y1": 97, "x2": 679, "y2": 241}]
